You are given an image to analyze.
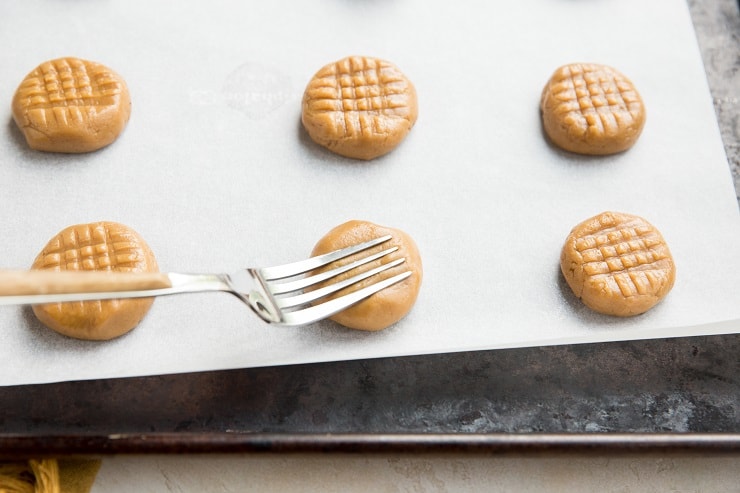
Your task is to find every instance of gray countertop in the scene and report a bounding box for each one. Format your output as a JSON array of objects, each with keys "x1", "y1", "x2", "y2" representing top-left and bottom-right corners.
[
  {"x1": 0, "y1": 0, "x2": 737, "y2": 456},
  {"x1": 689, "y1": 0, "x2": 740, "y2": 204}
]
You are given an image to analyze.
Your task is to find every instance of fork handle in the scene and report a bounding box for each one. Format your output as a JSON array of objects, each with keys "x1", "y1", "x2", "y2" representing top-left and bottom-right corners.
[
  {"x1": 0, "y1": 270, "x2": 173, "y2": 296},
  {"x1": 0, "y1": 270, "x2": 234, "y2": 305},
  {"x1": 0, "y1": 270, "x2": 172, "y2": 304}
]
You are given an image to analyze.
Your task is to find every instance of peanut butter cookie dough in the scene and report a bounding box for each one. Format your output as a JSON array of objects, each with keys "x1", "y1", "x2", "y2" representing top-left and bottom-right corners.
[
  {"x1": 310, "y1": 220, "x2": 422, "y2": 330},
  {"x1": 541, "y1": 63, "x2": 646, "y2": 155},
  {"x1": 12, "y1": 57, "x2": 131, "y2": 153},
  {"x1": 560, "y1": 211, "x2": 675, "y2": 316},
  {"x1": 301, "y1": 56, "x2": 418, "y2": 160},
  {"x1": 31, "y1": 222, "x2": 158, "y2": 340}
]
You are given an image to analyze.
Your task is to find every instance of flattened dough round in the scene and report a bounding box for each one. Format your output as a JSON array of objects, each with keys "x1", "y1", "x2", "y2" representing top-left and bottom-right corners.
[
  {"x1": 541, "y1": 63, "x2": 645, "y2": 155},
  {"x1": 31, "y1": 221, "x2": 158, "y2": 340},
  {"x1": 301, "y1": 56, "x2": 418, "y2": 160},
  {"x1": 12, "y1": 57, "x2": 131, "y2": 153},
  {"x1": 560, "y1": 211, "x2": 675, "y2": 316},
  {"x1": 311, "y1": 220, "x2": 422, "y2": 330}
]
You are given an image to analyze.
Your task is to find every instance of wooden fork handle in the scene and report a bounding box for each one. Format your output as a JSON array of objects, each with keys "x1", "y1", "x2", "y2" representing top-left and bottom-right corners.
[{"x1": 0, "y1": 270, "x2": 173, "y2": 296}]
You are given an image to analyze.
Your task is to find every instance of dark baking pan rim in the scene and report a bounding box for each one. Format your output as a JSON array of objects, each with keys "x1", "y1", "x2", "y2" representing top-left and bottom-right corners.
[
  {"x1": 0, "y1": 333, "x2": 737, "y2": 458},
  {"x1": 0, "y1": 432, "x2": 739, "y2": 457}
]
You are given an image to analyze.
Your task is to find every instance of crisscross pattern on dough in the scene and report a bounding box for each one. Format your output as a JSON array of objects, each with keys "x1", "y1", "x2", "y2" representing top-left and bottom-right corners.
[
  {"x1": 16, "y1": 58, "x2": 124, "y2": 117},
  {"x1": 34, "y1": 223, "x2": 149, "y2": 273},
  {"x1": 12, "y1": 57, "x2": 131, "y2": 153},
  {"x1": 31, "y1": 222, "x2": 157, "y2": 339},
  {"x1": 547, "y1": 63, "x2": 643, "y2": 138},
  {"x1": 303, "y1": 56, "x2": 416, "y2": 139},
  {"x1": 572, "y1": 214, "x2": 673, "y2": 299}
]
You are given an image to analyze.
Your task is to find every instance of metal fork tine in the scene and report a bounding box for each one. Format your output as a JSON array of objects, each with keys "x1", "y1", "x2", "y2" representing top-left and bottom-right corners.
[
  {"x1": 277, "y1": 271, "x2": 412, "y2": 326},
  {"x1": 276, "y1": 257, "x2": 406, "y2": 309},
  {"x1": 268, "y1": 246, "x2": 399, "y2": 295},
  {"x1": 258, "y1": 234, "x2": 393, "y2": 281}
]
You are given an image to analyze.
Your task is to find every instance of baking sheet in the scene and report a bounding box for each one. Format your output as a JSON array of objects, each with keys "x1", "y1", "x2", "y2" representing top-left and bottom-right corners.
[{"x1": 0, "y1": 0, "x2": 738, "y2": 386}]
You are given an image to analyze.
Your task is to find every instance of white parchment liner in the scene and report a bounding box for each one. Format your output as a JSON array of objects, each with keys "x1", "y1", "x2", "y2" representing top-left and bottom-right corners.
[{"x1": 0, "y1": 0, "x2": 737, "y2": 385}]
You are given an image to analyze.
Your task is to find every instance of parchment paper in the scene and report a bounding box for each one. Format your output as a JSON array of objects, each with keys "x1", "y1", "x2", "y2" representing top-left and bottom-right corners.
[{"x1": 1, "y1": 0, "x2": 738, "y2": 386}]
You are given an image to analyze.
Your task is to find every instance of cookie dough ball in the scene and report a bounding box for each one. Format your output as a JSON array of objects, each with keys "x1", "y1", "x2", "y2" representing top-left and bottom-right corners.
[
  {"x1": 31, "y1": 221, "x2": 158, "y2": 340},
  {"x1": 301, "y1": 56, "x2": 418, "y2": 160},
  {"x1": 541, "y1": 63, "x2": 645, "y2": 155},
  {"x1": 12, "y1": 57, "x2": 131, "y2": 153},
  {"x1": 311, "y1": 220, "x2": 422, "y2": 330},
  {"x1": 560, "y1": 211, "x2": 675, "y2": 316}
]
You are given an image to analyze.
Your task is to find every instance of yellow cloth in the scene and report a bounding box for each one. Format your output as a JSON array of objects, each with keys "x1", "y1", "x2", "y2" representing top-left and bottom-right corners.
[{"x1": 0, "y1": 459, "x2": 100, "y2": 493}]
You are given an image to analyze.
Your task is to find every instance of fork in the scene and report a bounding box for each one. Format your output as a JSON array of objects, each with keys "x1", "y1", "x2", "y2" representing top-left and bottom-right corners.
[{"x1": 0, "y1": 235, "x2": 410, "y2": 326}]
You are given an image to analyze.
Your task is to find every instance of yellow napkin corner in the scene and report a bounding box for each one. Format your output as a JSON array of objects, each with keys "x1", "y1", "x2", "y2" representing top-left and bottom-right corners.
[{"x1": 0, "y1": 459, "x2": 101, "y2": 493}]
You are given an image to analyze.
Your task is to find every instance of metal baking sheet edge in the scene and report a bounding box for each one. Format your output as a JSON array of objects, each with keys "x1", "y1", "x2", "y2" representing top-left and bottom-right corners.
[{"x1": 0, "y1": 432, "x2": 738, "y2": 457}]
